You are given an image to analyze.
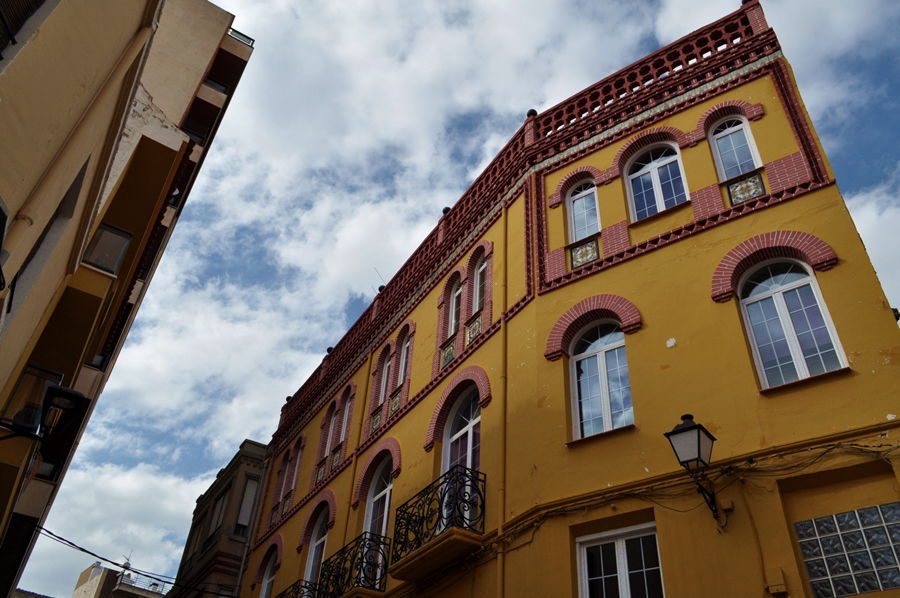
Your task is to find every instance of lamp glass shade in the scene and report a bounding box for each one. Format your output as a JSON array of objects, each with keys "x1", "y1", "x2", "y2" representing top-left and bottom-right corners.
[{"x1": 664, "y1": 414, "x2": 716, "y2": 473}]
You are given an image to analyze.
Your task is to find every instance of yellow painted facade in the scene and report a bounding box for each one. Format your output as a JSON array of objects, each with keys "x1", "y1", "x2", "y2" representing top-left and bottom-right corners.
[
  {"x1": 242, "y1": 3, "x2": 899, "y2": 598},
  {"x1": 0, "y1": 1, "x2": 252, "y2": 593}
]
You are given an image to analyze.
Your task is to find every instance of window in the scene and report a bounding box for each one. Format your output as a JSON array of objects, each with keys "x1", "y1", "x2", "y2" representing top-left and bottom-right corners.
[
  {"x1": 234, "y1": 478, "x2": 258, "y2": 537},
  {"x1": 577, "y1": 524, "x2": 664, "y2": 598},
  {"x1": 365, "y1": 458, "x2": 393, "y2": 537},
  {"x1": 259, "y1": 552, "x2": 277, "y2": 598},
  {"x1": 472, "y1": 256, "x2": 488, "y2": 313},
  {"x1": 567, "y1": 182, "x2": 600, "y2": 242},
  {"x1": 709, "y1": 117, "x2": 760, "y2": 181},
  {"x1": 377, "y1": 355, "x2": 391, "y2": 407},
  {"x1": 396, "y1": 336, "x2": 411, "y2": 386},
  {"x1": 447, "y1": 280, "x2": 462, "y2": 339},
  {"x1": 305, "y1": 509, "x2": 329, "y2": 584},
  {"x1": 444, "y1": 388, "x2": 481, "y2": 472},
  {"x1": 339, "y1": 398, "x2": 352, "y2": 443},
  {"x1": 794, "y1": 502, "x2": 900, "y2": 597},
  {"x1": 82, "y1": 223, "x2": 131, "y2": 274},
  {"x1": 740, "y1": 261, "x2": 844, "y2": 388},
  {"x1": 627, "y1": 146, "x2": 688, "y2": 221},
  {"x1": 208, "y1": 492, "x2": 227, "y2": 537},
  {"x1": 571, "y1": 323, "x2": 633, "y2": 438}
]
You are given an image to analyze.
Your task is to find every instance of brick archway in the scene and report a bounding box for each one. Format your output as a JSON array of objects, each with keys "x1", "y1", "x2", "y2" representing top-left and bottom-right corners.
[
  {"x1": 545, "y1": 295, "x2": 642, "y2": 361},
  {"x1": 424, "y1": 366, "x2": 492, "y2": 451}
]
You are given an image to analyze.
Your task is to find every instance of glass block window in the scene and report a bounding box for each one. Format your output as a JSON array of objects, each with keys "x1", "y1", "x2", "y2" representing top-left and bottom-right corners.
[{"x1": 794, "y1": 501, "x2": 900, "y2": 597}]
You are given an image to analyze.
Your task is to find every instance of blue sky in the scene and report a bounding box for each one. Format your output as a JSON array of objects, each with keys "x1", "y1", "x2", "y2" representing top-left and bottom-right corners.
[{"x1": 21, "y1": 0, "x2": 900, "y2": 595}]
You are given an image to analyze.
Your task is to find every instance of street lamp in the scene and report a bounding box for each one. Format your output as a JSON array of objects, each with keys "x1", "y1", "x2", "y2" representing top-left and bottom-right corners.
[{"x1": 664, "y1": 414, "x2": 721, "y2": 522}]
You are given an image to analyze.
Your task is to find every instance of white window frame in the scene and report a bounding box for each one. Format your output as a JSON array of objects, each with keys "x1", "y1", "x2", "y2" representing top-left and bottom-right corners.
[
  {"x1": 709, "y1": 116, "x2": 762, "y2": 181},
  {"x1": 447, "y1": 281, "x2": 462, "y2": 338},
  {"x1": 323, "y1": 409, "x2": 337, "y2": 457},
  {"x1": 569, "y1": 322, "x2": 632, "y2": 439},
  {"x1": 442, "y1": 388, "x2": 481, "y2": 473},
  {"x1": 472, "y1": 257, "x2": 487, "y2": 313},
  {"x1": 304, "y1": 509, "x2": 329, "y2": 583},
  {"x1": 364, "y1": 458, "x2": 393, "y2": 537},
  {"x1": 396, "y1": 336, "x2": 410, "y2": 386},
  {"x1": 260, "y1": 555, "x2": 277, "y2": 598},
  {"x1": 576, "y1": 522, "x2": 664, "y2": 598},
  {"x1": 567, "y1": 181, "x2": 601, "y2": 243},
  {"x1": 377, "y1": 356, "x2": 391, "y2": 406},
  {"x1": 626, "y1": 144, "x2": 689, "y2": 222},
  {"x1": 339, "y1": 399, "x2": 352, "y2": 443},
  {"x1": 739, "y1": 259, "x2": 846, "y2": 389}
]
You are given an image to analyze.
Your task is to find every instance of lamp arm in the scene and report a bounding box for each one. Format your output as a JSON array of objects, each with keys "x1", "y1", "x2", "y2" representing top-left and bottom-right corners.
[{"x1": 692, "y1": 474, "x2": 720, "y2": 522}]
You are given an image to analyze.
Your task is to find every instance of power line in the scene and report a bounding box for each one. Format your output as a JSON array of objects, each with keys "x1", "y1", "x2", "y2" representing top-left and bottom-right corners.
[{"x1": 37, "y1": 526, "x2": 237, "y2": 597}]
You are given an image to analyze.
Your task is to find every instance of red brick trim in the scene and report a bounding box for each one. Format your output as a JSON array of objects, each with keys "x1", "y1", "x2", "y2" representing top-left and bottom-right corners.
[
  {"x1": 352, "y1": 437, "x2": 402, "y2": 507},
  {"x1": 696, "y1": 100, "x2": 765, "y2": 136},
  {"x1": 251, "y1": 535, "x2": 283, "y2": 587},
  {"x1": 710, "y1": 231, "x2": 838, "y2": 302},
  {"x1": 316, "y1": 401, "x2": 339, "y2": 462},
  {"x1": 545, "y1": 295, "x2": 643, "y2": 361},
  {"x1": 691, "y1": 184, "x2": 725, "y2": 220},
  {"x1": 548, "y1": 166, "x2": 606, "y2": 208},
  {"x1": 601, "y1": 221, "x2": 629, "y2": 256},
  {"x1": 424, "y1": 365, "x2": 492, "y2": 452},
  {"x1": 613, "y1": 127, "x2": 691, "y2": 175},
  {"x1": 298, "y1": 490, "x2": 337, "y2": 550},
  {"x1": 464, "y1": 242, "x2": 494, "y2": 332},
  {"x1": 391, "y1": 321, "x2": 416, "y2": 404},
  {"x1": 765, "y1": 152, "x2": 811, "y2": 195}
]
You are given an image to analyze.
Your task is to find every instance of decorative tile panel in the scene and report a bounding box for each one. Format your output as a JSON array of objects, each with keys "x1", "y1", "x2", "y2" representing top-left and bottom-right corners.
[
  {"x1": 571, "y1": 238, "x2": 600, "y2": 268},
  {"x1": 728, "y1": 172, "x2": 765, "y2": 205},
  {"x1": 465, "y1": 313, "x2": 483, "y2": 346},
  {"x1": 440, "y1": 339, "x2": 456, "y2": 368},
  {"x1": 389, "y1": 390, "x2": 402, "y2": 416}
]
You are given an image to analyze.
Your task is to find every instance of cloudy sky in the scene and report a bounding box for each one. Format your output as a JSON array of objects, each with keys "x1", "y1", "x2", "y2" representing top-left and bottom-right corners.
[{"x1": 21, "y1": 0, "x2": 900, "y2": 595}]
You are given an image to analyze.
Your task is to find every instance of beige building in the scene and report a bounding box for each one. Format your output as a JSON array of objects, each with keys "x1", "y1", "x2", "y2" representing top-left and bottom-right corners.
[
  {"x1": 169, "y1": 440, "x2": 266, "y2": 598},
  {"x1": 0, "y1": 1, "x2": 253, "y2": 594},
  {"x1": 72, "y1": 563, "x2": 167, "y2": 598}
]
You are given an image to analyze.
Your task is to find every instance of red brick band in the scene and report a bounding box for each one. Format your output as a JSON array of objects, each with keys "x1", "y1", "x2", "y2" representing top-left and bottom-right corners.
[{"x1": 711, "y1": 231, "x2": 838, "y2": 302}]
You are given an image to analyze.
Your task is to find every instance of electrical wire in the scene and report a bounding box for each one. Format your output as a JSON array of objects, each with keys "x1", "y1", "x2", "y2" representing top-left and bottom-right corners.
[{"x1": 37, "y1": 526, "x2": 235, "y2": 597}]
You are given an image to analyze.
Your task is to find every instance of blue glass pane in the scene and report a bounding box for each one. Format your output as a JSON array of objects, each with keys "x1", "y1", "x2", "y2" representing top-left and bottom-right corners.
[
  {"x1": 631, "y1": 173, "x2": 657, "y2": 221},
  {"x1": 658, "y1": 161, "x2": 687, "y2": 209}
]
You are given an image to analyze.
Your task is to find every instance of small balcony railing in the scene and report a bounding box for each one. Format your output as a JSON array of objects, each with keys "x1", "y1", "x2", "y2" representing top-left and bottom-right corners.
[
  {"x1": 391, "y1": 464, "x2": 486, "y2": 564},
  {"x1": 275, "y1": 579, "x2": 319, "y2": 598},
  {"x1": 318, "y1": 531, "x2": 391, "y2": 597}
]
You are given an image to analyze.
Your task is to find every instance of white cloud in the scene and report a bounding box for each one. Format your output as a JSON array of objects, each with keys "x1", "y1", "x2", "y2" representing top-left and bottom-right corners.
[
  {"x1": 19, "y1": 0, "x2": 900, "y2": 592},
  {"x1": 845, "y1": 165, "x2": 900, "y2": 309},
  {"x1": 23, "y1": 463, "x2": 215, "y2": 597}
]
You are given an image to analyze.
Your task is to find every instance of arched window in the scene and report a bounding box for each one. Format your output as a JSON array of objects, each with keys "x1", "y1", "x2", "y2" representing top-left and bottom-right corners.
[
  {"x1": 472, "y1": 255, "x2": 488, "y2": 314},
  {"x1": 447, "y1": 278, "x2": 462, "y2": 339},
  {"x1": 567, "y1": 181, "x2": 600, "y2": 242},
  {"x1": 305, "y1": 508, "x2": 329, "y2": 584},
  {"x1": 571, "y1": 323, "x2": 633, "y2": 439},
  {"x1": 444, "y1": 387, "x2": 481, "y2": 472},
  {"x1": 627, "y1": 145, "x2": 688, "y2": 221},
  {"x1": 396, "y1": 332, "x2": 411, "y2": 388},
  {"x1": 259, "y1": 552, "x2": 277, "y2": 598},
  {"x1": 339, "y1": 394, "x2": 352, "y2": 444},
  {"x1": 377, "y1": 351, "x2": 392, "y2": 408},
  {"x1": 365, "y1": 457, "x2": 393, "y2": 537},
  {"x1": 709, "y1": 117, "x2": 761, "y2": 181},
  {"x1": 740, "y1": 261, "x2": 844, "y2": 388}
]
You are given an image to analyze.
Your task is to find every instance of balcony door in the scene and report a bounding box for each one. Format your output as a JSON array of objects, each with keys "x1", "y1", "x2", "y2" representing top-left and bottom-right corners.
[
  {"x1": 444, "y1": 388, "x2": 481, "y2": 472},
  {"x1": 365, "y1": 458, "x2": 393, "y2": 537}
]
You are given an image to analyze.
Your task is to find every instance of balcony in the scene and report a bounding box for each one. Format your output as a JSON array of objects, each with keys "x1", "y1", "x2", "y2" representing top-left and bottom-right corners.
[
  {"x1": 390, "y1": 465, "x2": 486, "y2": 581},
  {"x1": 318, "y1": 532, "x2": 390, "y2": 598},
  {"x1": 275, "y1": 580, "x2": 319, "y2": 598}
]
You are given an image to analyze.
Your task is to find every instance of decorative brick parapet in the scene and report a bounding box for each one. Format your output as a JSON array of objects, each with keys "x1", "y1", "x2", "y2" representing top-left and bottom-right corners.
[
  {"x1": 691, "y1": 184, "x2": 725, "y2": 220},
  {"x1": 545, "y1": 295, "x2": 643, "y2": 361},
  {"x1": 710, "y1": 230, "x2": 838, "y2": 302},
  {"x1": 424, "y1": 365, "x2": 492, "y2": 452}
]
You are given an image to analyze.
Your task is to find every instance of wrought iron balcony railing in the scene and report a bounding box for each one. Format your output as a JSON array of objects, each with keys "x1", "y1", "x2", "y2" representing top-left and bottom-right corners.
[
  {"x1": 275, "y1": 579, "x2": 319, "y2": 598},
  {"x1": 391, "y1": 464, "x2": 486, "y2": 564},
  {"x1": 318, "y1": 531, "x2": 391, "y2": 597}
]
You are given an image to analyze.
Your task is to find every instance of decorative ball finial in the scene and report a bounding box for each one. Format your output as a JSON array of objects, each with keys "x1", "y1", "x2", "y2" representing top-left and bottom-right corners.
[
  {"x1": 378, "y1": 285, "x2": 385, "y2": 292},
  {"x1": 526, "y1": 108, "x2": 537, "y2": 117},
  {"x1": 326, "y1": 346, "x2": 333, "y2": 354},
  {"x1": 442, "y1": 206, "x2": 451, "y2": 215}
]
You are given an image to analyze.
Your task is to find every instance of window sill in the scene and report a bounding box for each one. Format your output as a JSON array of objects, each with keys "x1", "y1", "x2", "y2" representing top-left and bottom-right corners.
[
  {"x1": 566, "y1": 424, "x2": 636, "y2": 447},
  {"x1": 759, "y1": 366, "x2": 852, "y2": 395},
  {"x1": 627, "y1": 200, "x2": 691, "y2": 227}
]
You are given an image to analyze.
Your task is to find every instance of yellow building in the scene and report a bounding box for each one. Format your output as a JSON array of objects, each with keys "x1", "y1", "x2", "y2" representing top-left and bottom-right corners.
[
  {"x1": 240, "y1": 2, "x2": 899, "y2": 597},
  {"x1": 0, "y1": 0, "x2": 252, "y2": 593}
]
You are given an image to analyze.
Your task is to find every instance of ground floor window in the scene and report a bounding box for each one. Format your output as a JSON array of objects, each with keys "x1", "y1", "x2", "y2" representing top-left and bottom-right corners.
[
  {"x1": 794, "y1": 501, "x2": 900, "y2": 597},
  {"x1": 576, "y1": 523, "x2": 664, "y2": 598}
]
